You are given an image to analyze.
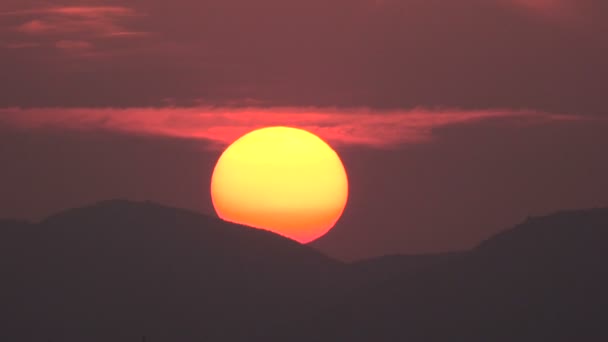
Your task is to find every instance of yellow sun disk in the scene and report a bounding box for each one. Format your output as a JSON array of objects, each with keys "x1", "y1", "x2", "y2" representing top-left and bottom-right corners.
[{"x1": 211, "y1": 127, "x2": 348, "y2": 243}]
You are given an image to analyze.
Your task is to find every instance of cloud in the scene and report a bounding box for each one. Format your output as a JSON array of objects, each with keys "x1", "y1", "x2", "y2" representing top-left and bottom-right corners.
[
  {"x1": 1, "y1": 5, "x2": 147, "y2": 56},
  {"x1": 55, "y1": 40, "x2": 92, "y2": 50},
  {"x1": 0, "y1": 107, "x2": 580, "y2": 149},
  {"x1": 16, "y1": 19, "x2": 50, "y2": 34},
  {"x1": 2, "y1": 42, "x2": 40, "y2": 49},
  {"x1": 47, "y1": 6, "x2": 136, "y2": 17},
  {"x1": 9, "y1": 6, "x2": 143, "y2": 37},
  {"x1": 508, "y1": 0, "x2": 567, "y2": 12},
  {"x1": 0, "y1": 0, "x2": 605, "y2": 114},
  {"x1": 501, "y1": 0, "x2": 582, "y2": 21}
]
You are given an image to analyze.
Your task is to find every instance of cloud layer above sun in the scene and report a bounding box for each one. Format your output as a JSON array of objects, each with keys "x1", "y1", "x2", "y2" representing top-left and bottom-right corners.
[
  {"x1": 0, "y1": 0, "x2": 606, "y2": 115},
  {"x1": 0, "y1": 107, "x2": 579, "y2": 148}
]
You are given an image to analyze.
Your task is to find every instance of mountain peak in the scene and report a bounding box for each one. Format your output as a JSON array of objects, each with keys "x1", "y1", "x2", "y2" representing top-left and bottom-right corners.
[{"x1": 476, "y1": 207, "x2": 608, "y2": 255}]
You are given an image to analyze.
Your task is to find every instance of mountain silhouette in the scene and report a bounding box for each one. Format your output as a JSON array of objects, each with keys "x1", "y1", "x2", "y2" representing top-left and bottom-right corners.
[
  {"x1": 349, "y1": 252, "x2": 461, "y2": 284},
  {"x1": 0, "y1": 200, "x2": 344, "y2": 341},
  {"x1": 1, "y1": 202, "x2": 607, "y2": 341},
  {"x1": 287, "y1": 208, "x2": 608, "y2": 342}
]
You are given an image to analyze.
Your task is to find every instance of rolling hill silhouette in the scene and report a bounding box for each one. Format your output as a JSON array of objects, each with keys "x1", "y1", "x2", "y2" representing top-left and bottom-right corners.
[
  {"x1": 288, "y1": 209, "x2": 608, "y2": 342},
  {"x1": 1, "y1": 201, "x2": 607, "y2": 341},
  {"x1": 0, "y1": 200, "x2": 344, "y2": 341}
]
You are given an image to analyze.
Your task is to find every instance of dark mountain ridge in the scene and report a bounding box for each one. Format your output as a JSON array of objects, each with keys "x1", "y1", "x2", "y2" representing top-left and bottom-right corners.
[
  {"x1": 289, "y1": 208, "x2": 608, "y2": 342},
  {"x1": 0, "y1": 200, "x2": 343, "y2": 341},
  {"x1": 1, "y1": 201, "x2": 607, "y2": 341}
]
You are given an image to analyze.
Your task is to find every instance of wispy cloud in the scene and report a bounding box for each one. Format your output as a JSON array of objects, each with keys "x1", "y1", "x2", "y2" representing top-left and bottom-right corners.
[
  {"x1": 46, "y1": 6, "x2": 136, "y2": 17},
  {"x1": 0, "y1": 107, "x2": 580, "y2": 149},
  {"x1": 503, "y1": 0, "x2": 580, "y2": 21},
  {"x1": 10, "y1": 6, "x2": 144, "y2": 37},
  {"x1": 1, "y1": 5, "x2": 146, "y2": 55},
  {"x1": 0, "y1": 6, "x2": 135, "y2": 17},
  {"x1": 2, "y1": 42, "x2": 40, "y2": 49},
  {"x1": 55, "y1": 39, "x2": 93, "y2": 50}
]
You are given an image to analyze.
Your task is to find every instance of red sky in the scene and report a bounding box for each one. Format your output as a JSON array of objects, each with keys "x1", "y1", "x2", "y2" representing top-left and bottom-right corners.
[{"x1": 1, "y1": 0, "x2": 607, "y2": 260}]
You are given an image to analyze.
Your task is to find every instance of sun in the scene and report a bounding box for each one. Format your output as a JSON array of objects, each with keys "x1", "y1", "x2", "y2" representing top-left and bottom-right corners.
[{"x1": 210, "y1": 126, "x2": 349, "y2": 243}]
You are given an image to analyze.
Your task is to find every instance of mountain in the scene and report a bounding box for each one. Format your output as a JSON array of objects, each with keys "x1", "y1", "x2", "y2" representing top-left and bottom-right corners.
[
  {"x1": 0, "y1": 200, "x2": 344, "y2": 342},
  {"x1": 289, "y1": 208, "x2": 608, "y2": 342},
  {"x1": 349, "y1": 252, "x2": 461, "y2": 284},
  {"x1": 2, "y1": 202, "x2": 607, "y2": 341}
]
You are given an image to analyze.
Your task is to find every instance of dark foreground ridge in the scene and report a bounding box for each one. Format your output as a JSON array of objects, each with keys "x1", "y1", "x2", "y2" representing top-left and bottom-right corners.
[
  {"x1": 0, "y1": 200, "x2": 343, "y2": 342},
  {"x1": 287, "y1": 208, "x2": 608, "y2": 342},
  {"x1": 1, "y1": 201, "x2": 607, "y2": 341}
]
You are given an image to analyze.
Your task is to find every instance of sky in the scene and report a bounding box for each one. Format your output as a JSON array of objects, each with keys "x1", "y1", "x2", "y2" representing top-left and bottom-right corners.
[{"x1": 1, "y1": 0, "x2": 607, "y2": 260}]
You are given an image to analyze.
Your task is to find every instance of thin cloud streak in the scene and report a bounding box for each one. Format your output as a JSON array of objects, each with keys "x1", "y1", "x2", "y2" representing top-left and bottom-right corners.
[
  {"x1": 0, "y1": 4, "x2": 148, "y2": 58},
  {"x1": 0, "y1": 6, "x2": 136, "y2": 17},
  {"x1": 0, "y1": 107, "x2": 580, "y2": 149},
  {"x1": 502, "y1": 0, "x2": 584, "y2": 22},
  {"x1": 7, "y1": 5, "x2": 145, "y2": 38}
]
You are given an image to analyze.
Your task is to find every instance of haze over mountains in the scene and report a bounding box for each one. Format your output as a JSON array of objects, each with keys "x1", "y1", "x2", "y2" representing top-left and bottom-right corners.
[{"x1": 1, "y1": 200, "x2": 607, "y2": 341}]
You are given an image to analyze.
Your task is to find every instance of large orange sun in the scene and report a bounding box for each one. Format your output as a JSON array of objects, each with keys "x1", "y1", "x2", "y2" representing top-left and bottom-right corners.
[{"x1": 211, "y1": 126, "x2": 349, "y2": 243}]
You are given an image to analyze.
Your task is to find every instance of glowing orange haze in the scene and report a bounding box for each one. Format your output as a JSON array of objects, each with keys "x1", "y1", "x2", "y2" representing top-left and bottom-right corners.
[
  {"x1": 211, "y1": 127, "x2": 348, "y2": 243},
  {"x1": 0, "y1": 107, "x2": 579, "y2": 149}
]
